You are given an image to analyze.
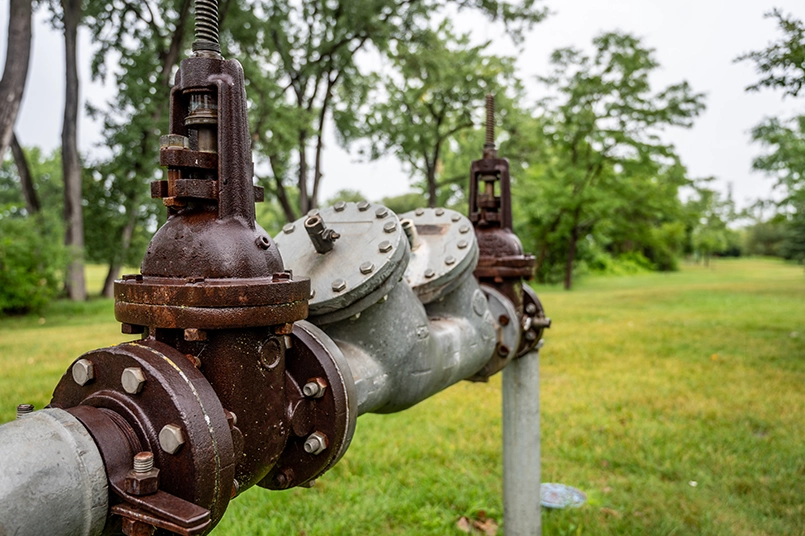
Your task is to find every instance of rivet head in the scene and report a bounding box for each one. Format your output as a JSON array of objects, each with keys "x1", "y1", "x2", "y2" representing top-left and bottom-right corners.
[
  {"x1": 451, "y1": 213, "x2": 461, "y2": 222},
  {"x1": 332, "y1": 278, "x2": 347, "y2": 292},
  {"x1": 378, "y1": 240, "x2": 392, "y2": 253},
  {"x1": 159, "y1": 424, "x2": 185, "y2": 454},
  {"x1": 375, "y1": 207, "x2": 389, "y2": 218},
  {"x1": 435, "y1": 208, "x2": 445, "y2": 216},
  {"x1": 357, "y1": 201, "x2": 370, "y2": 211},
  {"x1": 121, "y1": 367, "x2": 146, "y2": 394},
  {"x1": 72, "y1": 359, "x2": 95, "y2": 386},
  {"x1": 445, "y1": 256, "x2": 456, "y2": 266},
  {"x1": 424, "y1": 268, "x2": 436, "y2": 279},
  {"x1": 457, "y1": 239, "x2": 469, "y2": 249},
  {"x1": 383, "y1": 221, "x2": 396, "y2": 233},
  {"x1": 304, "y1": 431, "x2": 328, "y2": 455},
  {"x1": 459, "y1": 225, "x2": 470, "y2": 234},
  {"x1": 415, "y1": 208, "x2": 425, "y2": 216},
  {"x1": 334, "y1": 201, "x2": 346, "y2": 211},
  {"x1": 283, "y1": 223, "x2": 295, "y2": 234},
  {"x1": 360, "y1": 261, "x2": 375, "y2": 274}
]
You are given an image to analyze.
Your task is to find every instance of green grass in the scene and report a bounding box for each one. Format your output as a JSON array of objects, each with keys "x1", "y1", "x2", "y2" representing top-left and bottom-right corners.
[{"x1": 1, "y1": 258, "x2": 803, "y2": 535}]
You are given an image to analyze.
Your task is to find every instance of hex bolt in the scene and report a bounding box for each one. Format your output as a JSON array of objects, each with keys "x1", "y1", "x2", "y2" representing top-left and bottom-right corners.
[
  {"x1": 459, "y1": 225, "x2": 470, "y2": 234},
  {"x1": 357, "y1": 201, "x2": 370, "y2": 211},
  {"x1": 282, "y1": 223, "x2": 295, "y2": 234},
  {"x1": 424, "y1": 268, "x2": 436, "y2": 279},
  {"x1": 72, "y1": 359, "x2": 95, "y2": 386},
  {"x1": 302, "y1": 378, "x2": 327, "y2": 399},
  {"x1": 435, "y1": 208, "x2": 445, "y2": 216},
  {"x1": 332, "y1": 278, "x2": 347, "y2": 292},
  {"x1": 307, "y1": 208, "x2": 320, "y2": 217},
  {"x1": 159, "y1": 424, "x2": 186, "y2": 454},
  {"x1": 383, "y1": 221, "x2": 397, "y2": 233},
  {"x1": 360, "y1": 261, "x2": 375, "y2": 274},
  {"x1": 445, "y1": 255, "x2": 456, "y2": 266},
  {"x1": 525, "y1": 303, "x2": 537, "y2": 315},
  {"x1": 375, "y1": 207, "x2": 389, "y2": 218},
  {"x1": 415, "y1": 208, "x2": 425, "y2": 216},
  {"x1": 16, "y1": 404, "x2": 34, "y2": 419},
  {"x1": 133, "y1": 452, "x2": 154, "y2": 474},
  {"x1": 121, "y1": 367, "x2": 146, "y2": 395},
  {"x1": 499, "y1": 314, "x2": 510, "y2": 326},
  {"x1": 334, "y1": 201, "x2": 346, "y2": 211},
  {"x1": 303, "y1": 431, "x2": 328, "y2": 455},
  {"x1": 457, "y1": 239, "x2": 469, "y2": 249},
  {"x1": 451, "y1": 213, "x2": 461, "y2": 222},
  {"x1": 378, "y1": 240, "x2": 392, "y2": 253}
]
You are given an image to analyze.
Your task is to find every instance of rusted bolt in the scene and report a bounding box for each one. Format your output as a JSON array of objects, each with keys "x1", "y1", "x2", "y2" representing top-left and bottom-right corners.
[
  {"x1": 499, "y1": 314, "x2": 510, "y2": 326},
  {"x1": 459, "y1": 224, "x2": 470, "y2": 234},
  {"x1": 122, "y1": 367, "x2": 146, "y2": 394},
  {"x1": 304, "y1": 431, "x2": 328, "y2": 455},
  {"x1": 125, "y1": 452, "x2": 160, "y2": 496},
  {"x1": 283, "y1": 223, "x2": 295, "y2": 234},
  {"x1": 332, "y1": 278, "x2": 347, "y2": 292},
  {"x1": 159, "y1": 424, "x2": 185, "y2": 454},
  {"x1": 255, "y1": 235, "x2": 271, "y2": 250},
  {"x1": 378, "y1": 240, "x2": 392, "y2": 253},
  {"x1": 383, "y1": 221, "x2": 397, "y2": 233},
  {"x1": 334, "y1": 201, "x2": 346, "y2": 212},
  {"x1": 72, "y1": 359, "x2": 95, "y2": 386},
  {"x1": 274, "y1": 468, "x2": 294, "y2": 489},
  {"x1": 16, "y1": 404, "x2": 33, "y2": 419},
  {"x1": 424, "y1": 268, "x2": 436, "y2": 279},
  {"x1": 457, "y1": 239, "x2": 469, "y2": 249},
  {"x1": 375, "y1": 207, "x2": 389, "y2": 218},
  {"x1": 525, "y1": 303, "x2": 537, "y2": 315},
  {"x1": 445, "y1": 255, "x2": 456, "y2": 266},
  {"x1": 435, "y1": 208, "x2": 445, "y2": 216},
  {"x1": 303, "y1": 378, "x2": 328, "y2": 399},
  {"x1": 357, "y1": 201, "x2": 370, "y2": 211},
  {"x1": 121, "y1": 518, "x2": 155, "y2": 536},
  {"x1": 360, "y1": 261, "x2": 375, "y2": 274},
  {"x1": 184, "y1": 328, "x2": 207, "y2": 341}
]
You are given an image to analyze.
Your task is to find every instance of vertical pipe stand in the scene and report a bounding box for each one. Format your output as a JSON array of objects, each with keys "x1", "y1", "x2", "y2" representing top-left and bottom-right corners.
[{"x1": 503, "y1": 347, "x2": 541, "y2": 535}]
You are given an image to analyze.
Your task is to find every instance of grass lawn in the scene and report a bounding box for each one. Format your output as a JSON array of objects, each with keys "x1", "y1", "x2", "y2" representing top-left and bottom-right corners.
[{"x1": 0, "y1": 257, "x2": 803, "y2": 535}]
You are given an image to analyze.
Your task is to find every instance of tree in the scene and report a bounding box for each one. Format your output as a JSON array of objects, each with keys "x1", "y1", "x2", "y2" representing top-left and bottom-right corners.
[
  {"x1": 0, "y1": 0, "x2": 32, "y2": 158},
  {"x1": 349, "y1": 22, "x2": 519, "y2": 207},
  {"x1": 527, "y1": 32, "x2": 705, "y2": 289},
  {"x1": 740, "y1": 9, "x2": 805, "y2": 264},
  {"x1": 225, "y1": 0, "x2": 545, "y2": 219}
]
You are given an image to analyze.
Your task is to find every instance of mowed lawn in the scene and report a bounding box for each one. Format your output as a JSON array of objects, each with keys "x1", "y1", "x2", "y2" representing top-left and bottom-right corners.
[{"x1": 0, "y1": 258, "x2": 803, "y2": 535}]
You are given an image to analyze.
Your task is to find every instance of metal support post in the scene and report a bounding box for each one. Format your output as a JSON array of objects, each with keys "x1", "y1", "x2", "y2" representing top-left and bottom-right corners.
[{"x1": 503, "y1": 349, "x2": 541, "y2": 536}]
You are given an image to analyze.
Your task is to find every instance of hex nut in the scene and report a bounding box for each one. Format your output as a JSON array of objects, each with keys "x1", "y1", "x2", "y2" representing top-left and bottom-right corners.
[
  {"x1": 357, "y1": 201, "x2": 370, "y2": 211},
  {"x1": 459, "y1": 224, "x2": 470, "y2": 234},
  {"x1": 303, "y1": 431, "x2": 328, "y2": 455},
  {"x1": 72, "y1": 359, "x2": 95, "y2": 386},
  {"x1": 375, "y1": 207, "x2": 389, "y2": 218},
  {"x1": 457, "y1": 239, "x2": 469, "y2": 249},
  {"x1": 445, "y1": 255, "x2": 456, "y2": 266},
  {"x1": 282, "y1": 223, "x2": 295, "y2": 234},
  {"x1": 451, "y1": 213, "x2": 461, "y2": 222},
  {"x1": 124, "y1": 468, "x2": 160, "y2": 496},
  {"x1": 331, "y1": 278, "x2": 347, "y2": 292},
  {"x1": 334, "y1": 201, "x2": 346, "y2": 211},
  {"x1": 424, "y1": 268, "x2": 436, "y2": 279},
  {"x1": 159, "y1": 424, "x2": 186, "y2": 454},
  {"x1": 415, "y1": 208, "x2": 425, "y2": 216},
  {"x1": 360, "y1": 261, "x2": 375, "y2": 274},
  {"x1": 383, "y1": 221, "x2": 397, "y2": 233},
  {"x1": 303, "y1": 377, "x2": 328, "y2": 398},
  {"x1": 378, "y1": 240, "x2": 392, "y2": 253},
  {"x1": 435, "y1": 208, "x2": 445, "y2": 216},
  {"x1": 121, "y1": 367, "x2": 146, "y2": 394}
]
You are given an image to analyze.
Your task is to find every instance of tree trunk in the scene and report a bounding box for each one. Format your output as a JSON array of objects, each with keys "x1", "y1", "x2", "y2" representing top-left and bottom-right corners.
[
  {"x1": 298, "y1": 131, "x2": 309, "y2": 214},
  {"x1": 564, "y1": 224, "x2": 578, "y2": 290},
  {"x1": 0, "y1": 0, "x2": 33, "y2": 157},
  {"x1": 101, "y1": 211, "x2": 137, "y2": 298},
  {"x1": 62, "y1": 0, "x2": 86, "y2": 301},
  {"x1": 10, "y1": 132, "x2": 39, "y2": 214}
]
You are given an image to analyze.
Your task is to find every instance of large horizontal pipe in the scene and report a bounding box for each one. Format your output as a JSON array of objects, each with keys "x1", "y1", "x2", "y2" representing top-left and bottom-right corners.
[{"x1": 0, "y1": 408, "x2": 108, "y2": 536}]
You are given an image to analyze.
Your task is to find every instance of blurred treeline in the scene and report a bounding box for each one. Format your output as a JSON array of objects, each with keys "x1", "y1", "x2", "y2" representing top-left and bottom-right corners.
[{"x1": 1, "y1": 1, "x2": 803, "y2": 313}]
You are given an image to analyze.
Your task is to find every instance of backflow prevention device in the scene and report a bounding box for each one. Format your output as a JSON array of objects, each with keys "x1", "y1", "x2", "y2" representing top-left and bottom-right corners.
[{"x1": 0, "y1": 4, "x2": 549, "y2": 535}]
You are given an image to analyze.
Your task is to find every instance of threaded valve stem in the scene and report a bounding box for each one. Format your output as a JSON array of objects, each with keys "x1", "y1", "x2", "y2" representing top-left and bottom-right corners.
[{"x1": 193, "y1": 0, "x2": 221, "y2": 56}]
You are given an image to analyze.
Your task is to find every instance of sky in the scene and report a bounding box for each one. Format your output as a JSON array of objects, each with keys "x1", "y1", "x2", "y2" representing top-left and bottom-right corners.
[{"x1": 1, "y1": 0, "x2": 803, "y2": 209}]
